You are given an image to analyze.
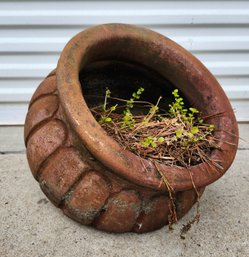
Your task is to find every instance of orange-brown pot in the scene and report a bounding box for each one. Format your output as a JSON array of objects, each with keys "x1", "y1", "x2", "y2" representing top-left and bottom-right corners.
[{"x1": 24, "y1": 24, "x2": 238, "y2": 233}]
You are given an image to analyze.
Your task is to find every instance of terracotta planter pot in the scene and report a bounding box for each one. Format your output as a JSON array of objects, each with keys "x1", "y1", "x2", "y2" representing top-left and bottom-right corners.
[{"x1": 24, "y1": 24, "x2": 238, "y2": 233}]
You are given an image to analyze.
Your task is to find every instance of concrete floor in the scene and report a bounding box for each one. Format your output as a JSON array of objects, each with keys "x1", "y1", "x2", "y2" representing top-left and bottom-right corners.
[{"x1": 0, "y1": 125, "x2": 249, "y2": 257}]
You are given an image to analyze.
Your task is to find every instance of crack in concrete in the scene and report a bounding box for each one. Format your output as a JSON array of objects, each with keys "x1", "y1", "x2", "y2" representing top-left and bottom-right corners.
[{"x1": 0, "y1": 150, "x2": 26, "y2": 155}]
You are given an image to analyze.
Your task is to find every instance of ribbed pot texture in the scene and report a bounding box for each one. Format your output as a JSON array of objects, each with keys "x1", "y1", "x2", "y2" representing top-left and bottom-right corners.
[{"x1": 24, "y1": 24, "x2": 238, "y2": 233}]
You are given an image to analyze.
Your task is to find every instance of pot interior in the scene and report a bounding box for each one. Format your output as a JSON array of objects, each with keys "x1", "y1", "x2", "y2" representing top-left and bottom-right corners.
[{"x1": 80, "y1": 60, "x2": 190, "y2": 115}]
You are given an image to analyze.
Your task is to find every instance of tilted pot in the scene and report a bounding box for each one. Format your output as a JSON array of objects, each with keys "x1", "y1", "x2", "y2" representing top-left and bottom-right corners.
[{"x1": 24, "y1": 24, "x2": 238, "y2": 233}]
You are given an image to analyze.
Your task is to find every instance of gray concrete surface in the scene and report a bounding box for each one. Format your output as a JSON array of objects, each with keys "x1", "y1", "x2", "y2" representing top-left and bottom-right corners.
[{"x1": 0, "y1": 125, "x2": 249, "y2": 257}]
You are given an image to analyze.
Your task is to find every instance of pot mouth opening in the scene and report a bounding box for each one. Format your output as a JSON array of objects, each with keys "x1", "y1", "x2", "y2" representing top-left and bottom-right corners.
[
  {"x1": 57, "y1": 24, "x2": 238, "y2": 192},
  {"x1": 79, "y1": 59, "x2": 216, "y2": 167},
  {"x1": 80, "y1": 60, "x2": 177, "y2": 111}
]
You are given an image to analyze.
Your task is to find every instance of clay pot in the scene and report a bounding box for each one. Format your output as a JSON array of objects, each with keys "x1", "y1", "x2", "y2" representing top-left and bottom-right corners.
[{"x1": 24, "y1": 24, "x2": 238, "y2": 233}]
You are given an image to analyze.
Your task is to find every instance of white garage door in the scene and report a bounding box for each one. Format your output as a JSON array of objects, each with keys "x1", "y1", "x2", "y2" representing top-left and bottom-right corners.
[{"x1": 0, "y1": 0, "x2": 249, "y2": 124}]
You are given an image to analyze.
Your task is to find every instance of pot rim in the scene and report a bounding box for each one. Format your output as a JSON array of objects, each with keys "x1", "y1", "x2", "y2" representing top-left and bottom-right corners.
[{"x1": 57, "y1": 23, "x2": 238, "y2": 192}]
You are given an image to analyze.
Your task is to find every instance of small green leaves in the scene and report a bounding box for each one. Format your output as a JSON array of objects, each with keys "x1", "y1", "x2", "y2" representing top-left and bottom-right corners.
[
  {"x1": 126, "y1": 99, "x2": 134, "y2": 109},
  {"x1": 191, "y1": 126, "x2": 199, "y2": 134},
  {"x1": 187, "y1": 132, "x2": 193, "y2": 138},
  {"x1": 169, "y1": 89, "x2": 202, "y2": 124},
  {"x1": 141, "y1": 136, "x2": 166, "y2": 148},
  {"x1": 122, "y1": 110, "x2": 135, "y2": 128},
  {"x1": 189, "y1": 107, "x2": 199, "y2": 114},
  {"x1": 142, "y1": 136, "x2": 157, "y2": 148},
  {"x1": 99, "y1": 115, "x2": 113, "y2": 124},
  {"x1": 149, "y1": 105, "x2": 159, "y2": 114},
  {"x1": 110, "y1": 104, "x2": 118, "y2": 112},
  {"x1": 100, "y1": 88, "x2": 119, "y2": 124},
  {"x1": 172, "y1": 89, "x2": 179, "y2": 98},
  {"x1": 209, "y1": 124, "x2": 215, "y2": 131},
  {"x1": 103, "y1": 87, "x2": 111, "y2": 112},
  {"x1": 138, "y1": 87, "x2": 145, "y2": 94},
  {"x1": 158, "y1": 137, "x2": 165, "y2": 143},
  {"x1": 198, "y1": 118, "x2": 203, "y2": 124},
  {"x1": 169, "y1": 89, "x2": 185, "y2": 117},
  {"x1": 150, "y1": 142, "x2": 157, "y2": 148},
  {"x1": 122, "y1": 87, "x2": 145, "y2": 128},
  {"x1": 168, "y1": 88, "x2": 215, "y2": 148},
  {"x1": 176, "y1": 130, "x2": 183, "y2": 138},
  {"x1": 106, "y1": 88, "x2": 111, "y2": 98},
  {"x1": 104, "y1": 117, "x2": 112, "y2": 122},
  {"x1": 132, "y1": 87, "x2": 144, "y2": 99}
]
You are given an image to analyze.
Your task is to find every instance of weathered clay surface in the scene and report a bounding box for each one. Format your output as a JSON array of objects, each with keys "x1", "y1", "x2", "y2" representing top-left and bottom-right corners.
[
  {"x1": 24, "y1": 24, "x2": 238, "y2": 233},
  {"x1": 39, "y1": 147, "x2": 88, "y2": 206},
  {"x1": 29, "y1": 74, "x2": 57, "y2": 106},
  {"x1": 26, "y1": 119, "x2": 67, "y2": 177},
  {"x1": 24, "y1": 95, "x2": 59, "y2": 141}
]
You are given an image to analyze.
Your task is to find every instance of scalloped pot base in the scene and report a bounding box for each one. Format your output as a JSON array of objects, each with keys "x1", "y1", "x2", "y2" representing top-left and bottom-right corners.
[{"x1": 24, "y1": 24, "x2": 238, "y2": 233}]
